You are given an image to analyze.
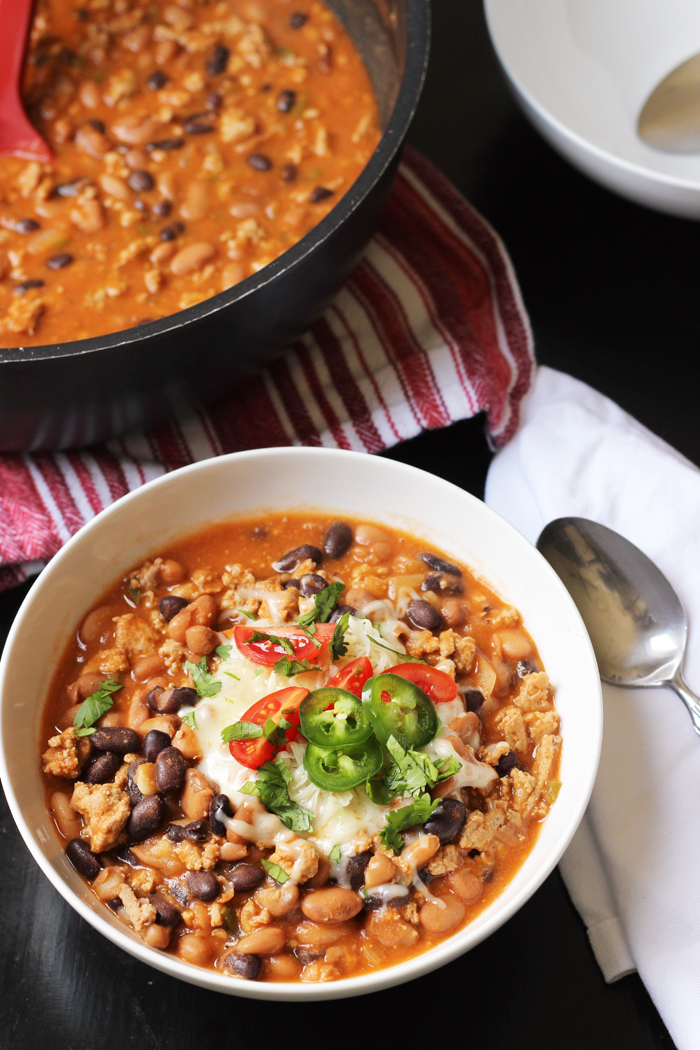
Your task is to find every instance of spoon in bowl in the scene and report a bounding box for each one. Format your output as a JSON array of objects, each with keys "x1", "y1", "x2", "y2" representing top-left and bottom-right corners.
[
  {"x1": 638, "y1": 51, "x2": 700, "y2": 153},
  {"x1": 0, "y1": 0, "x2": 53, "y2": 162},
  {"x1": 537, "y1": 516, "x2": 700, "y2": 737}
]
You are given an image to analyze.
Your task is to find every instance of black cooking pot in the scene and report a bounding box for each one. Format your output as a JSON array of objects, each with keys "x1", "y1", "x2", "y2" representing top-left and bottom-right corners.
[{"x1": 0, "y1": 0, "x2": 430, "y2": 452}]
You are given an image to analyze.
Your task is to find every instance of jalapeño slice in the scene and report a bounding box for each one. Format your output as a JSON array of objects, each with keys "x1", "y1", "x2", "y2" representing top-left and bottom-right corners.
[
  {"x1": 363, "y1": 672, "x2": 439, "y2": 750},
  {"x1": 299, "y1": 687, "x2": 373, "y2": 748},
  {"x1": 304, "y1": 738, "x2": 383, "y2": 792}
]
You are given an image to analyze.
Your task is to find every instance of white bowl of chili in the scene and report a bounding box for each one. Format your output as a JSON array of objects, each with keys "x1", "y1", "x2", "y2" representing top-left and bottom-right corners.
[{"x1": 0, "y1": 447, "x2": 602, "y2": 999}]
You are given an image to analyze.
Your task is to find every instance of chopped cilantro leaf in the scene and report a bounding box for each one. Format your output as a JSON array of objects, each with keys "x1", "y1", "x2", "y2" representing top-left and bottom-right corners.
[
  {"x1": 372, "y1": 737, "x2": 462, "y2": 801},
  {"x1": 239, "y1": 759, "x2": 313, "y2": 832},
  {"x1": 126, "y1": 585, "x2": 141, "y2": 606},
  {"x1": 224, "y1": 672, "x2": 240, "y2": 680},
  {"x1": 254, "y1": 668, "x2": 264, "y2": 677},
  {"x1": 274, "y1": 656, "x2": 321, "y2": 677},
  {"x1": 73, "y1": 680, "x2": 123, "y2": 734},
  {"x1": 296, "y1": 582, "x2": 344, "y2": 627},
  {"x1": 183, "y1": 657, "x2": 221, "y2": 697},
  {"x1": 329, "y1": 611, "x2": 350, "y2": 660},
  {"x1": 239, "y1": 609, "x2": 256, "y2": 621},
  {"x1": 378, "y1": 794, "x2": 439, "y2": 854},
  {"x1": 181, "y1": 711, "x2": 197, "y2": 730},
  {"x1": 221, "y1": 720, "x2": 263, "y2": 742},
  {"x1": 215, "y1": 643, "x2": 232, "y2": 660},
  {"x1": 328, "y1": 845, "x2": 342, "y2": 864},
  {"x1": 371, "y1": 636, "x2": 424, "y2": 664},
  {"x1": 261, "y1": 858, "x2": 290, "y2": 884},
  {"x1": 248, "y1": 630, "x2": 295, "y2": 656}
]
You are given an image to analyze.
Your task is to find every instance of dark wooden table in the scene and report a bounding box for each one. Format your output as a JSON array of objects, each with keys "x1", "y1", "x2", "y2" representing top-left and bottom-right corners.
[{"x1": 1, "y1": 1, "x2": 691, "y2": 1046}]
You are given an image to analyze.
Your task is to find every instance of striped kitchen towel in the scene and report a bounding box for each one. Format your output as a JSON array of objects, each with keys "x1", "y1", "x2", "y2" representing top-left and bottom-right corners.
[{"x1": 0, "y1": 146, "x2": 534, "y2": 592}]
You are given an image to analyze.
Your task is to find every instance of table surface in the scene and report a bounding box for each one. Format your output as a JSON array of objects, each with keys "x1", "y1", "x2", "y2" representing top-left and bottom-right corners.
[{"x1": 0, "y1": 2, "x2": 691, "y2": 1047}]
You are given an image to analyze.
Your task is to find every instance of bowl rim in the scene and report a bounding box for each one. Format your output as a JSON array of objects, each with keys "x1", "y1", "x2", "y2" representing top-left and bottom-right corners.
[
  {"x1": 0, "y1": 0, "x2": 430, "y2": 365},
  {"x1": 484, "y1": 0, "x2": 700, "y2": 195},
  {"x1": 0, "y1": 446, "x2": 603, "y2": 999}
]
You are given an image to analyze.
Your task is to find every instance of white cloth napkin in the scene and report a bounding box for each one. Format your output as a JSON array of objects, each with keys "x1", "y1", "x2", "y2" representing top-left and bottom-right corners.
[{"x1": 486, "y1": 365, "x2": 700, "y2": 1050}]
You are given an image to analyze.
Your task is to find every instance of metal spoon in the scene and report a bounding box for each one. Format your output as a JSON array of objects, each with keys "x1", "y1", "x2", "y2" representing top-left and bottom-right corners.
[
  {"x1": 537, "y1": 517, "x2": 700, "y2": 736},
  {"x1": 638, "y1": 51, "x2": 700, "y2": 153}
]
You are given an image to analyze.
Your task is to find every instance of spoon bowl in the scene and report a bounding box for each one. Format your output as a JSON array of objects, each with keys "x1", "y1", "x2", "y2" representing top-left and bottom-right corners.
[
  {"x1": 537, "y1": 517, "x2": 700, "y2": 736},
  {"x1": 638, "y1": 51, "x2": 700, "y2": 154},
  {"x1": 0, "y1": 0, "x2": 53, "y2": 162}
]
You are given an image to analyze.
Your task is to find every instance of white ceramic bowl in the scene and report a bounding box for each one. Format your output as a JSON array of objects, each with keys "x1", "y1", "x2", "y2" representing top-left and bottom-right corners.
[
  {"x1": 485, "y1": 0, "x2": 700, "y2": 218},
  {"x1": 0, "y1": 447, "x2": 602, "y2": 999}
]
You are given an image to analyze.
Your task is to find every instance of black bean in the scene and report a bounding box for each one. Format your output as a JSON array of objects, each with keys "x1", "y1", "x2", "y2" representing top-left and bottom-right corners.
[
  {"x1": 227, "y1": 863, "x2": 265, "y2": 893},
  {"x1": 295, "y1": 947, "x2": 322, "y2": 966},
  {"x1": 272, "y1": 544, "x2": 322, "y2": 572},
  {"x1": 418, "y1": 552, "x2": 462, "y2": 577},
  {"x1": 289, "y1": 11, "x2": 308, "y2": 28},
  {"x1": 300, "y1": 573, "x2": 328, "y2": 597},
  {"x1": 206, "y1": 44, "x2": 230, "y2": 76},
  {"x1": 323, "y1": 521, "x2": 352, "y2": 560},
  {"x1": 463, "y1": 688, "x2": 484, "y2": 714},
  {"x1": 46, "y1": 252, "x2": 74, "y2": 270},
  {"x1": 155, "y1": 746, "x2": 186, "y2": 793},
  {"x1": 14, "y1": 218, "x2": 40, "y2": 233},
  {"x1": 106, "y1": 897, "x2": 121, "y2": 911},
  {"x1": 495, "y1": 750, "x2": 526, "y2": 778},
  {"x1": 142, "y1": 729, "x2": 172, "y2": 763},
  {"x1": 517, "y1": 660, "x2": 538, "y2": 678},
  {"x1": 14, "y1": 280, "x2": 45, "y2": 296},
  {"x1": 55, "y1": 177, "x2": 90, "y2": 197},
  {"x1": 148, "y1": 685, "x2": 194, "y2": 713},
  {"x1": 330, "y1": 603, "x2": 355, "y2": 623},
  {"x1": 90, "y1": 726, "x2": 140, "y2": 753},
  {"x1": 159, "y1": 225, "x2": 179, "y2": 243},
  {"x1": 149, "y1": 893, "x2": 181, "y2": 926},
  {"x1": 406, "y1": 598, "x2": 443, "y2": 632},
  {"x1": 113, "y1": 846, "x2": 140, "y2": 867},
  {"x1": 126, "y1": 759, "x2": 145, "y2": 804},
  {"x1": 152, "y1": 199, "x2": 172, "y2": 217},
  {"x1": 247, "y1": 152, "x2": 272, "y2": 171},
  {"x1": 282, "y1": 578, "x2": 301, "y2": 590},
  {"x1": 169, "y1": 881, "x2": 189, "y2": 906},
  {"x1": 147, "y1": 69, "x2": 167, "y2": 90},
  {"x1": 209, "y1": 793, "x2": 233, "y2": 836},
  {"x1": 128, "y1": 169, "x2": 155, "y2": 193},
  {"x1": 423, "y1": 797, "x2": 466, "y2": 845},
  {"x1": 159, "y1": 594, "x2": 189, "y2": 620},
  {"x1": 183, "y1": 818, "x2": 211, "y2": 844},
  {"x1": 421, "y1": 572, "x2": 464, "y2": 596},
  {"x1": 184, "y1": 115, "x2": 214, "y2": 135},
  {"x1": 280, "y1": 162, "x2": 297, "y2": 183},
  {"x1": 187, "y1": 871, "x2": 220, "y2": 901},
  {"x1": 309, "y1": 186, "x2": 333, "y2": 203},
  {"x1": 66, "y1": 839, "x2": 102, "y2": 881},
  {"x1": 363, "y1": 889, "x2": 410, "y2": 911},
  {"x1": 277, "y1": 89, "x2": 296, "y2": 113},
  {"x1": 260, "y1": 83, "x2": 272, "y2": 93},
  {"x1": 224, "y1": 952, "x2": 262, "y2": 980},
  {"x1": 346, "y1": 849, "x2": 372, "y2": 890},
  {"x1": 85, "y1": 751, "x2": 121, "y2": 784},
  {"x1": 127, "y1": 796, "x2": 166, "y2": 841},
  {"x1": 147, "y1": 137, "x2": 185, "y2": 151},
  {"x1": 87, "y1": 118, "x2": 106, "y2": 133},
  {"x1": 206, "y1": 91, "x2": 222, "y2": 111},
  {"x1": 166, "y1": 823, "x2": 186, "y2": 843}
]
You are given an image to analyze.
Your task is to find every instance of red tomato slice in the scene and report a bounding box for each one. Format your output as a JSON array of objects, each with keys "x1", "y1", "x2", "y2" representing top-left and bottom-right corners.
[
  {"x1": 229, "y1": 686, "x2": 309, "y2": 769},
  {"x1": 327, "y1": 656, "x2": 374, "y2": 698},
  {"x1": 386, "y1": 662, "x2": 458, "y2": 703},
  {"x1": 233, "y1": 623, "x2": 336, "y2": 666}
]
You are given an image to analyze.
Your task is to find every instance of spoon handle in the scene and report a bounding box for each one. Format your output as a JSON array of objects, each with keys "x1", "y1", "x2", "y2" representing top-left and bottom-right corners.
[{"x1": 670, "y1": 672, "x2": 700, "y2": 737}]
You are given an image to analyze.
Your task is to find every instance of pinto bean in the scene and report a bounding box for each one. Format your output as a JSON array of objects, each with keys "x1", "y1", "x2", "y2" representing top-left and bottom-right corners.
[
  {"x1": 181, "y1": 767, "x2": 213, "y2": 820},
  {"x1": 90, "y1": 726, "x2": 139, "y2": 753},
  {"x1": 323, "y1": 522, "x2": 352, "y2": 559},
  {"x1": 441, "y1": 598, "x2": 469, "y2": 628},
  {"x1": 300, "y1": 887, "x2": 362, "y2": 925},
  {"x1": 134, "y1": 762, "x2": 158, "y2": 796},
  {"x1": 51, "y1": 791, "x2": 81, "y2": 839},
  {"x1": 419, "y1": 895, "x2": 466, "y2": 934},
  {"x1": 66, "y1": 839, "x2": 102, "y2": 880},
  {"x1": 294, "y1": 921, "x2": 349, "y2": 949},
  {"x1": 272, "y1": 544, "x2": 322, "y2": 572},
  {"x1": 155, "y1": 746, "x2": 186, "y2": 793},
  {"x1": 143, "y1": 726, "x2": 178, "y2": 762},
  {"x1": 160, "y1": 559, "x2": 185, "y2": 584},
  {"x1": 423, "y1": 798, "x2": 466, "y2": 845},
  {"x1": 446, "y1": 868, "x2": 484, "y2": 905},
  {"x1": 254, "y1": 884, "x2": 299, "y2": 917},
  {"x1": 177, "y1": 933, "x2": 215, "y2": 965},
  {"x1": 185, "y1": 625, "x2": 219, "y2": 655},
  {"x1": 406, "y1": 599, "x2": 443, "y2": 632},
  {"x1": 170, "y1": 241, "x2": 215, "y2": 275},
  {"x1": 418, "y1": 553, "x2": 462, "y2": 577},
  {"x1": 132, "y1": 654, "x2": 167, "y2": 682},
  {"x1": 224, "y1": 951, "x2": 263, "y2": 979},
  {"x1": 127, "y1": 796, "x2": 166, "y2": 841},
  {"x1": 363, "y1": 852, "x2": 396, "y2": 889},
  {"x1": 127, "y1": 690, "x2": 151, "y2": 730},
  {"x1": 344, "y1": 587, "x2": 373, "y2": 610},
  {"x1": 236, "y1": 927, "x2": 285, "y2": 955},
  {"x1": 402, "y1": 834, "x2": 441, "y2": 870},
  {"x1": 143, "y1": 924, "x2": 171, "y2": 949},
  {"x1": 92, "y1": 867, "x2": 126, "y2": 901},
  {"x1": 366, "y1": 910, "x2": 419, "y2": 948},
  {"x1": 186, "y1": 871, "x2": 220, "y2": 901},
  {"x1": 75, "y1": 123, "x2": 111, "y2": 158},
  {"x1": 355, "y1": 524, "x2": 389, "y2": 546}
]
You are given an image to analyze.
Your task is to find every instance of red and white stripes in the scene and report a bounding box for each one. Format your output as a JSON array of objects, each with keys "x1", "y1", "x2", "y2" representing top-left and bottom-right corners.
[{"x1": 0, "y1": 147, "x2": 534, "y2": 591}]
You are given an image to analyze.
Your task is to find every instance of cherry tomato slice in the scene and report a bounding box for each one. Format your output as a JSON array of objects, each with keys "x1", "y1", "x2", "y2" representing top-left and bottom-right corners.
[
  {"x1": 386, "y1": 662, "x2": 459, "y2": 703},
  {"x1": 327, "y1": 656, "x2": 373, "y2": 698},
  {"x1": 229, "y1": 686, "x2": 309, "y2": 769},
  {"x1": 233, "y1": 623, "x2": 336, "y2": 667}
]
